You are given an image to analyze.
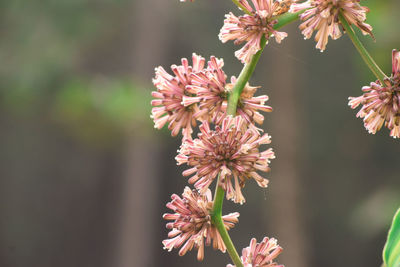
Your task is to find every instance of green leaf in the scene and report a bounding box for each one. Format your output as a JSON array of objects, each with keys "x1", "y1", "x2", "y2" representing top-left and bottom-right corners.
[{"x1": 383, "y1": 208, "x2": 400, "y2": 267}]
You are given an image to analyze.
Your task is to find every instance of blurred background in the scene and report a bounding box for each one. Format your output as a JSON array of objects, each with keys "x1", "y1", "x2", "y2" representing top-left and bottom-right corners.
[{"x1": 0, "y1": 0, "x2": 399, "y2": 266}]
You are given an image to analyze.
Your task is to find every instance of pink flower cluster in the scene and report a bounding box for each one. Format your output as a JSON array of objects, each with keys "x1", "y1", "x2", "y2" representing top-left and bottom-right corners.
[
  {"x1": 151, "y1": 54, "x2": 205, "y2": 140},
  {"x1": 154, "y1": 52, "x2": 279, "y2": 260},
  {"x1": 151, "y1": 54, "x2": 272, "y2": 140},
  {"x1": 156, "y1": 0, "x2": 394, "y2": 265},
  {"x1": 290, "y1": 0, "x2": 373, "y2": 51},
  {"x1": 163, "y1": 187, "x2": 239, "y2": 261},
  {"x1": 219, "y1": 0, "x2": 288, "y2": 63},
  {"x1": 176, "y1": 116, "x2": 275, "y2": 204},
  {"x1": 227, "y1": 237, "x2": 283, "y2": 267},
  {"x1": 349, "y1": 50, "x2": 400, "y2": 138},
  {"x1": 180, "y1": 0, "x2": 374, "y2": 60}
]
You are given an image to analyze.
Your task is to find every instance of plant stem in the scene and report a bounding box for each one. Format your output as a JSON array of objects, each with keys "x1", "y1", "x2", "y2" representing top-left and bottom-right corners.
[
  {"x1": 211, "y1": 177, "x2": 243, "y2": 267},
  {"x1": 211, "y1": 11, "x2": 303, "y2": 266},
  {"x1": 227, "y1": 35, "x2": 267, "y2": 116},
  {"x1": 231, "y1": 0, "x2": 252, "y2": 15},
  {"x1": 338, "y1": 12, "x2": 387, "y2": 84},
  {"x1": 273, "y1": 11, "x2": 304, "y2": 29},
  {"x1": 227, "y1": 11, "x2": 303, "y2": 116}
]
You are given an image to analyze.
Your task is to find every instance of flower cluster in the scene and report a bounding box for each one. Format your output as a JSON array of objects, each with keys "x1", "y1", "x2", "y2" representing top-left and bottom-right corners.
[
  {"x1": 151, "y1": 54, "x2": 205, "y2": 140},
  {"x1": 163, "y1": 187, "x2": 239, "y2": 260},
  {"x1": 290, "y1": 0, "x2": 373, "y2": 51},
  {"x1": 152, "y1": 54, "x2": 272, "y2": 139},
  {"x1": 155, "y1": 49, "x2": 278, "y2": 261},
  {"x1": 157, "y1": 0, "x2": 391, "y2": 264},
  {"x1": 227, "y1": 237, "x2": 283, "y2": 267},
  {"x1": 190, "y1": 57, "x2": 273, "y2": 126},
  {"x1": 176, "y1": 116, "x2": 275, "y2": 204},
  {"x1": 219, "y1": 0, "x2": 289, "y2": 63},
  {"x1": 349, "y1": 50, "x2": 400, "y2": 138}
]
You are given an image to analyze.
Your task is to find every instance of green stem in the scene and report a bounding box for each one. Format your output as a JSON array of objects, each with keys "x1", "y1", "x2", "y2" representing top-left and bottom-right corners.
[
  {"x1": 231, "y1": 0, "x2": 252, "y2": 15},
  {"x1": 211, "y1": 178, "x2": 243, "y2": 267},
  {"x1": 338, "y1": 12, "x2": 387, "y2": 84},
  {"x1": 210, "y1": 11, "x2": 303, "y2": 266},
  {"x1": 227, "y1": 35, "x2": 267, "y2": 115},
  {"x1": 227, "y1": 11, "x2": 303, "y2": 116},
  {"x1": 273, "y1": 10, "x2": 304, "y2": 29}
]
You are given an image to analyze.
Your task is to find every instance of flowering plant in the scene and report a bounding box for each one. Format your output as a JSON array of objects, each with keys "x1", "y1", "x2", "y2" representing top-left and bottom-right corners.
[{"x1": 151, "y1": 1, "x2": 400, "y2": 266}]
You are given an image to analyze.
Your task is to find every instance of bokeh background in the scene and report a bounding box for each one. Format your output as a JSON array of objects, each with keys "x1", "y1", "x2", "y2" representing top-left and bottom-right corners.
[{"x1": 0, "y1": 1, "x2": 399, "y2": 267}]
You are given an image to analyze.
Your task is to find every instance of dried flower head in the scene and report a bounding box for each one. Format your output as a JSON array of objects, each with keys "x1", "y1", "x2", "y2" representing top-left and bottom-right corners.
[
  {"x1": 176, "y1": 116, "x2": 275, "y2": 204},
  {"x1": 189, "y1": 57, "x2": 272, "y2": 125},
  {"x1": 290, "y1": 0, "x2": 373, "y2": 52},
  {"x1": 348, "y1": 50, "x2": 400, "y2": 138},
  {"x1": 151, "y1": 53, "x2": 205, "y2": 140},
  {"x1": 219, "y1": 0, "x2": 288, "y2": 63},
  {"x1": 227, "y1": 237, "x2": 283, "y2": 267},
  {"x1": 162, "y1": 187, "x2": 240, "y2": 261}
]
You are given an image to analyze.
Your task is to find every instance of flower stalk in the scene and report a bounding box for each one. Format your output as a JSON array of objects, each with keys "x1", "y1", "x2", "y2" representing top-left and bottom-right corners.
[
  {"x1": 157, "y1": 0, "x2": 400, "y2": 265},
  {"x1": 227, "y1": 11, "x2": 303, "y2": 116},
  {"x1": 157, "y1": 0, "x2": 399, "y2": 265},
  {"x1": 227, "y1": 35, "x2": 267, "y2": 116},
  {"x1": 338, "y1": 12, "x2": 388, "y2": 84},
  {"x1": 211, "y1": 177, "x2": 243, "y2": 267},
  {"x1": 273, "y1": 10, "x2": 304, "y2": 29},
  {"x1": 212, "y1": 11, "x2": 303, "y2": 267}
]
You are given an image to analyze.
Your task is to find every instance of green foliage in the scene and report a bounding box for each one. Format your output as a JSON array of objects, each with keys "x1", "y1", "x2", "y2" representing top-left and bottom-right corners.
[
  {"x1": 362, "y1": 0, "x2": 400, "y2": 74},
  {"x1": 53, "y1": 78, "x2": 152, "y2": 144},
  {"x1": 56, "y1": 78, "x2": 150, "y2": 123},
  {"x1": 383, "y1": 208, "x2": 400, "y2": 267}
]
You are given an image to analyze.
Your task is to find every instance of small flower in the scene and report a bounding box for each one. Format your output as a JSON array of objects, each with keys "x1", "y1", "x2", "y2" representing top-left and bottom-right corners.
[
  {"x1": 176, "y1": 116, "x2": 275, "y2": 204},
  {"x1": 219, "y1": 0, "x2": 288, "y2": 63},
  {"x1": 348, "y1": 50, "x2": 400, "y2": 138},
  {"x1": 162, "y1": 187, "x2": 240, "y2": 261},
  {"x1": 290, "y1": 0, "x2": 373, "y2": 52},
  {"x1": 189, "y1": 57, "x2": 272, "y2": 125},
  {"x1": 227, "y1": 237, "x2": 283, "y2": 267},
  {"x1": 151, "y1": 53, "x2": 205, "y2": 140}
]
